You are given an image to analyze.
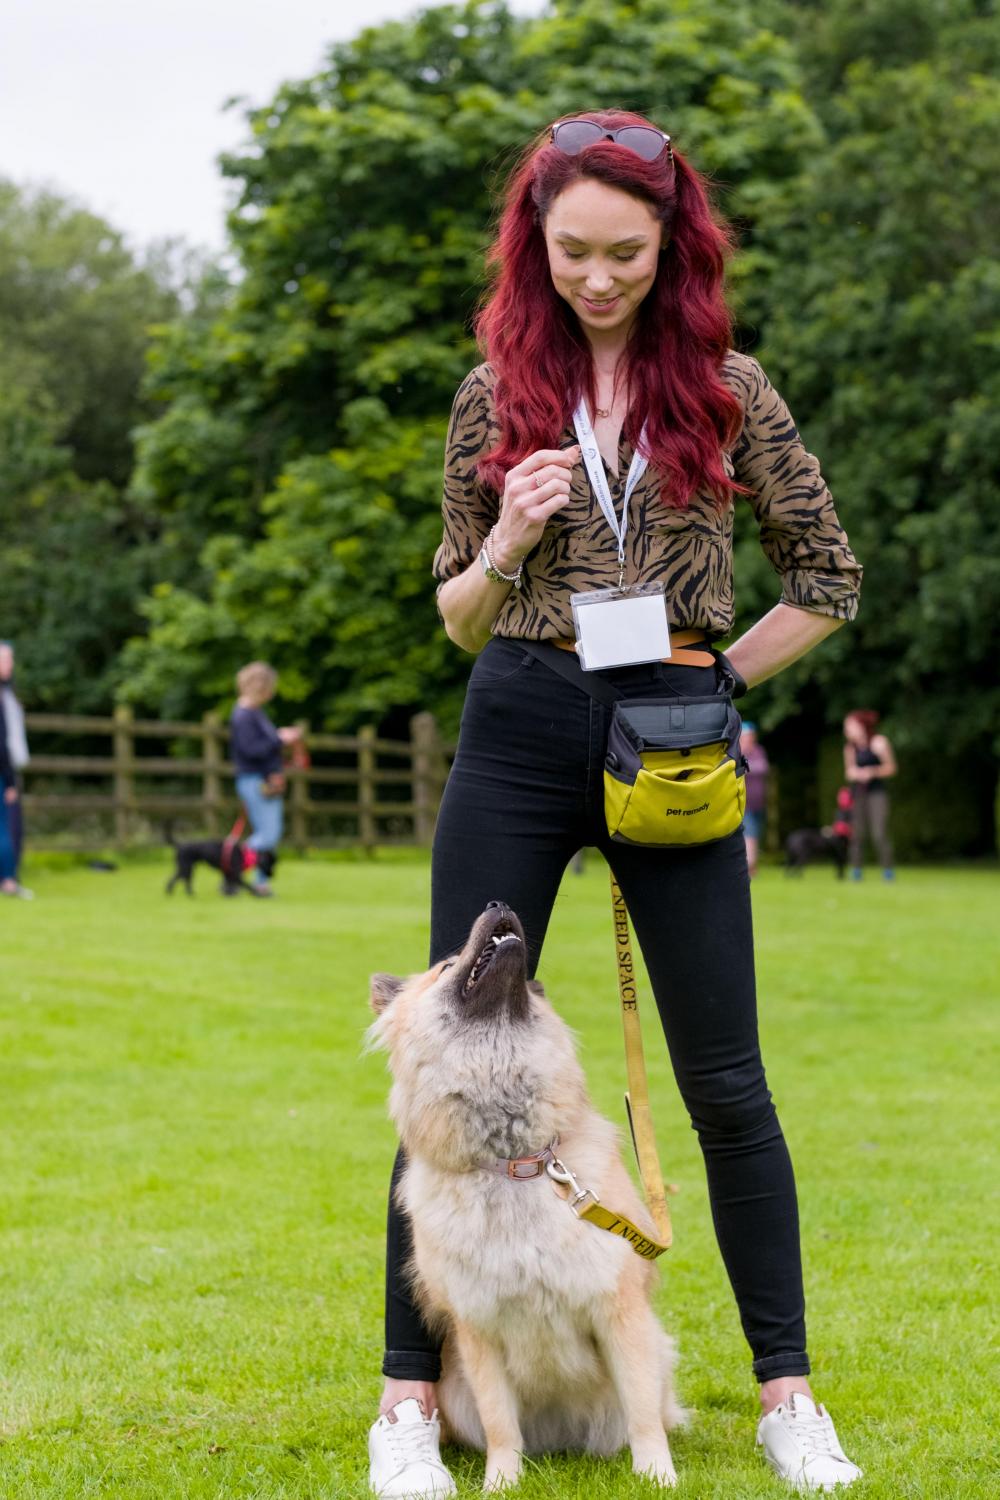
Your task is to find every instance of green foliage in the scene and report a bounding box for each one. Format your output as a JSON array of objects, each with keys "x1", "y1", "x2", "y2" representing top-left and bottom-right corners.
[
  {"x1": 0, "y1": 183, "x2": 204, "y2": 708},
  {"x1": 121, "y1": 0, "x2": 816, "y2": 728},
  {"x1": 739, "y1": 43, "x2": 1000, "y2": 779}
]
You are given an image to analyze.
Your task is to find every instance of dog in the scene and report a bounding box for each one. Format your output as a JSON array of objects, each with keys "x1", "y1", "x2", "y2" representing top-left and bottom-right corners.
[
  {"x1": 784, "y1": 827, "x2": 849, "y2": 877},
  {"x1": 784, "y1": 787, "x2": 852, "y2": 877},
  {"x1": 369, "y1": 901, "x2": 682, "y2": 1490},
  {"x1": 164, "y1": 829, "x2": 276, "y2": 896}
]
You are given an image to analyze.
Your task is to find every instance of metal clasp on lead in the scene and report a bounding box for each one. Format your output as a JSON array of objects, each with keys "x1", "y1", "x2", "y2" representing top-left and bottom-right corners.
[{"x1": 546, "y1": 1156, "x2": 600, "y2": 1217}]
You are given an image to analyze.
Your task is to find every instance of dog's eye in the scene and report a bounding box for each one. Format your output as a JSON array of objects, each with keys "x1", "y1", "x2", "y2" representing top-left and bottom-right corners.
[{"x1": 441, "y1": 960, "x2": 456, "y2": 971}]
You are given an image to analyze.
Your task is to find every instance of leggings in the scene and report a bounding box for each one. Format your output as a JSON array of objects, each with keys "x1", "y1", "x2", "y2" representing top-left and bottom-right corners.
[
  {"x1": 383, "y1": 639, "x2": 809, "y2": 1384},
  {"x1": 849, "y1": 786, "x2": 892, "y2": 869}
]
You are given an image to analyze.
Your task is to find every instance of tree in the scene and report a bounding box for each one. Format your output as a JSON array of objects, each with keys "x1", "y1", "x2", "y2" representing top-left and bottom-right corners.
[
  {"x1": 0, "y1": 182, "x2": 207, "y2": 708},
  {"x1": 742, "y1": 50, "x2": 1000, "y2": 764}
]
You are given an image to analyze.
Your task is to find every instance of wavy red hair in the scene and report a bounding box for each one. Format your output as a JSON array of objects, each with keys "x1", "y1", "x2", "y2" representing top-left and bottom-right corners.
[{"x1": 476, "y1": 110, "x2": 745, "y2": 509}]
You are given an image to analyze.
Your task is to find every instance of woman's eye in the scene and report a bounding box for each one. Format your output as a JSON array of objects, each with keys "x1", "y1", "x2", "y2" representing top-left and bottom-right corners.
[
  {"x1": 614, "y1": 252, "x2": 638, "y2": 263},
  {"x1": 562, "y1": 249, "x2": 585, "y2": 261}
]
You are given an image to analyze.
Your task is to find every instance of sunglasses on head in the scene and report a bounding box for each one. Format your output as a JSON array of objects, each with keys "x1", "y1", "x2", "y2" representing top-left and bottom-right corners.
[{"x1": 551, "y1": 118, "x2": 673, "y2": 164}]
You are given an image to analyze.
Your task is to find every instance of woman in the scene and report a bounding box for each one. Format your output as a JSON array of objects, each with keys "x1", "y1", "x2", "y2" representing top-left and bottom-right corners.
[
  {"x1": 843, "y1": 709, "x2": 896, "y2": 880},
  {"x1": 229, "y1": 661, "x2": 300, "y2": 894},
  {"x1": 368, "y1": 112, "x2": 864, "y2": 1496}
]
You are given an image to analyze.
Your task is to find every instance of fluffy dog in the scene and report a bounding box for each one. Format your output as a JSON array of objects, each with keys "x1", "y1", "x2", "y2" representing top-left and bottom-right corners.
[
  {"x1": 164, "y1": 834, "x2": 276, "y2": 896},
  {"x1": 369, "y1": 901, "x2": 682, "y2": 1491}
]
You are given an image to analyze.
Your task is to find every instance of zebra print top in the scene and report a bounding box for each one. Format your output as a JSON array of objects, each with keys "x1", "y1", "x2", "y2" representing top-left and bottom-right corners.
[{"x1": 433, "y1": 352, "x2": 862, "y2": 640}]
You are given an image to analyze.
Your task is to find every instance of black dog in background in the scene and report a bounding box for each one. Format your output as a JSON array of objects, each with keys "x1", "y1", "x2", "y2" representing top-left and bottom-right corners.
[
  {"x1": 164, "y1": 827, "x2": 277, "y2": 896},
  {"x1": 784, "y1": 787, "x2": 853, "y2": 878}
]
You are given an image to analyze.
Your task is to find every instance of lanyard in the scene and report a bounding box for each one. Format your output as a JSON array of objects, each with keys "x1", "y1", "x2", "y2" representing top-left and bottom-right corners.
[{"x1": 572, "y1": 401, "x2": 649, "y2": 586}]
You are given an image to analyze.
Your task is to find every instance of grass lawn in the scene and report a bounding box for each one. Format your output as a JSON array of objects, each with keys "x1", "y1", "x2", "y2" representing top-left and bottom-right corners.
[{"x1": 0, "y1": 853, "x2": 996, "y2": 1498}]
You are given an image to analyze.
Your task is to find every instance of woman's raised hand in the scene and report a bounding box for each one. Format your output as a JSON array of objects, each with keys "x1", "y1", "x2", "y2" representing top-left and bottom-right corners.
[{"x1": 489, "y1": 446, "x2": 580, "y2": 574}]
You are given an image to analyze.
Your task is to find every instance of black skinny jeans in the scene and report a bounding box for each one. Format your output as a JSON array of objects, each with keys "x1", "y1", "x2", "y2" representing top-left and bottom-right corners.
[{"x1": 383, "y1": 639, "x2": 809, "y2": 1384}]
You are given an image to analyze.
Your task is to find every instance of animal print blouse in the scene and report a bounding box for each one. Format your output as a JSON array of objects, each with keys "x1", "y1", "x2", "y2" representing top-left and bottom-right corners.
[{"x1": 433, "y1": 352, "x2": 862, "y2": 641}]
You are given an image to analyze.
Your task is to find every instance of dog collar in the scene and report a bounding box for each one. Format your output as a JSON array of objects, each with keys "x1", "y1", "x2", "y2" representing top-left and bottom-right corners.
[{"x1": 483, "y1": 1139, "x2": 560, "y2": 1180}]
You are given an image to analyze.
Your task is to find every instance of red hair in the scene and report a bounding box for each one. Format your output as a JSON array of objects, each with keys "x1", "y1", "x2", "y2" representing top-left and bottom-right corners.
[
  {"x1": 847, "y1": 710, "x2": 880, "y2": 742},
  {"x1": 475, "y1": 109, "x2": 745, "y2": 509}
]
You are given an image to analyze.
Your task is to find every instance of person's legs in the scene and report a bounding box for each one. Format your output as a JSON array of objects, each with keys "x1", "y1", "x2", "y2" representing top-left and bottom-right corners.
[
  {"x1": 8, "y1": 792, "x2": 23, "y2": 877},
  {"x1": 868, "y1": 792, "x2": 894, "y2": 875},
  {"x1": 235, "y1": 774, "x2": 283, "y2": 885},
  {"x1": 0, "y1": 798, "x2": 16, "y2": 886},
  {"x1": 849, "y1": 788, "x2": 868, "y2": 877},
  {"x1": 603, "y1": 828, "x2": 810, "y2": 1390},
  {"x1": 381, "y1": 644, "x2": 592, "y2": 1408}
]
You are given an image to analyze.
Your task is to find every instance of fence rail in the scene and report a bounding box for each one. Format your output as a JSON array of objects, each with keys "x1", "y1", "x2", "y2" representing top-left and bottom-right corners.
[{"x1": 21, "y1": 708, "x2": 452, "y2": 852}]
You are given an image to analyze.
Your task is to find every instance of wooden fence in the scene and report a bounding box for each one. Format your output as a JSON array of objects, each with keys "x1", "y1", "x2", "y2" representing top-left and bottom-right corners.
[{"x1": 20, "y1": 709, "x2": 452, "y2": 852}]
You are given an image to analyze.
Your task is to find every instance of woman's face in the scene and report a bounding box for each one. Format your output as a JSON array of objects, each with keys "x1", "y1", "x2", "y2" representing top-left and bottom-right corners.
[
  {"x1": 843, "y1": 715, "x2": 865, "y2": 745},
  {"x1": 543, "y1": 178, "x2": 663, "y2": 343},
  {"x1": 0, "y1": 645, "x2": 13, "y2": 681}
]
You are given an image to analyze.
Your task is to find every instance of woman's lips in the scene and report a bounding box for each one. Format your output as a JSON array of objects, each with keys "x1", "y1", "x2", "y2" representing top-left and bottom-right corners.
[{"x1": 579, "y1": 294, "x2": 622, "y2": 313}]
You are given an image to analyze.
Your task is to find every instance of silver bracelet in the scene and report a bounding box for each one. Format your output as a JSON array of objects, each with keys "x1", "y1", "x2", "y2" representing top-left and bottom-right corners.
[{"x1": 481, "y1": 527, "x2": 524, "y2": 589}]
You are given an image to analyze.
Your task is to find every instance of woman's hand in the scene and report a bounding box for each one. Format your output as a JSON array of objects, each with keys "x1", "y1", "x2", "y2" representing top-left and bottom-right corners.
[
  {"x1": 3, "y1": 787, "x2": 17, "y2": 805},
  {"x1": 278, "y1": 726, "x2": 302, "y2": 744},
  {"x1": 489, "y1": 447, "x2": 579, "y2": 573}
]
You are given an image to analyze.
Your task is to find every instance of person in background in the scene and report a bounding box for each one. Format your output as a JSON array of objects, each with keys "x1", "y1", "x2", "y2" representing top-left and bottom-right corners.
[
  {"x1": 843, "y1": 710, "x2": 897, "y2": 881},
  {"x1": 0, "y1": 641, "x2": 33, "y2": 899},
  {"x1": 229, "y1": 661, "x2": 301, "y2": 896},
  {"x1": 740, "y1": 720, "x2": 770, "y2": 878}
]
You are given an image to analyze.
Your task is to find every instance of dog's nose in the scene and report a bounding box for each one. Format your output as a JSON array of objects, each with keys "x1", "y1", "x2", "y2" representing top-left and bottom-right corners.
[{"x1": 486, "y1": 900, "x2": 507, "y2": 911}]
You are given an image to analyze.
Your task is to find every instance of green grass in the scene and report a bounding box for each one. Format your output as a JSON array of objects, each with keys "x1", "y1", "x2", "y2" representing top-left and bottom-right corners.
[{"x1": 0, "y1": 855, "x2": 996, "y2": 1498}]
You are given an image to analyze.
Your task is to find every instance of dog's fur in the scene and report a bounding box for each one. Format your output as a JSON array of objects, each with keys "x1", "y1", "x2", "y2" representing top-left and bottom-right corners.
[
  {"x1": 369, "y1": 904, "x2": 682, "y2": 1490},
  {"x1": 164, "y1": 833, "x2": 276, "y2": 896},
  {"x1": 784, "y1": 827, "x2": 849, "y2": 877}
]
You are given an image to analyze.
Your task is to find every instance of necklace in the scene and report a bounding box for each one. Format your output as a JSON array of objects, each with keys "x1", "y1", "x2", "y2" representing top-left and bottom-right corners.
[{"x1": 595, "y1": 406, "x2": 611, "y2": 419}]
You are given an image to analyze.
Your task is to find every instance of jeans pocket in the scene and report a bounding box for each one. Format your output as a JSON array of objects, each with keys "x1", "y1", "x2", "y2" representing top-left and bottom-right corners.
[{"x1": 466, "y1": 639, "x2": 535, "y2": 690}]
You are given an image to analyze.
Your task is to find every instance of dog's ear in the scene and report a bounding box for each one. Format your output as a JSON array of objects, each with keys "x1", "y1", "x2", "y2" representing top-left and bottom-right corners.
[
  {"x1": 370, "y1": 973, "x2": 404, "y2": 1013},
  {"x1": 526, "y1": 979, "x2": 546, "y2": 998}
]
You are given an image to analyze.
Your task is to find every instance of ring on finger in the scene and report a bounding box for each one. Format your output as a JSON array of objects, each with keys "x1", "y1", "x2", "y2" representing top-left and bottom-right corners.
[{"x1": 533, "y1": 472, "x2": 543, "y2": 489}]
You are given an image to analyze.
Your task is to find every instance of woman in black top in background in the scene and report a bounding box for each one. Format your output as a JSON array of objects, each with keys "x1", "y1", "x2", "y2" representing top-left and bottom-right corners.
[{"x1": 843, "y1": 710, "x2": 897, "y2": 880}]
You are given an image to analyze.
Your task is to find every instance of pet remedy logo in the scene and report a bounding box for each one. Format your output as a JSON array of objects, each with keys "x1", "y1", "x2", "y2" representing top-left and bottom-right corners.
[{"x1": 664, "y1": 803, "x2": 710, "y2": 817}]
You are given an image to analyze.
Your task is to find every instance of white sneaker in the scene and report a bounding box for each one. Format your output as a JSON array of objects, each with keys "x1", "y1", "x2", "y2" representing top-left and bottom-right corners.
[
  {"x1": 757, "y1": 1392, "x2": 863, "y2": 1491},
  {"x1": 368, "y1": 1397, "x2": 457, "y2": 1498}
]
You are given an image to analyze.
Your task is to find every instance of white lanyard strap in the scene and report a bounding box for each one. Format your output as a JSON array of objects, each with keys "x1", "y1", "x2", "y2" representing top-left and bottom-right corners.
[{"x1": 572, "y1": 401, "x2": 649, "y2": 576}]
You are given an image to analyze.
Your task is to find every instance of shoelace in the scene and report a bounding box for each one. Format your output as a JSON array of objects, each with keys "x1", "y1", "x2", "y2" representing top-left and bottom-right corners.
[
  {"x1": 789, "y1": 1408, "x2": 842, "y2": 1463},
  {"x1": 387, "y1": 1418, "x2": 440, "y2": 1469}
]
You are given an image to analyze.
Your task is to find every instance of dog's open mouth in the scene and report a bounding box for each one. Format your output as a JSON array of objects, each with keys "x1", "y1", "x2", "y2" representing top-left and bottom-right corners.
[{"x1": 463, "y1": 919, "x2": 524, "y2": 996}]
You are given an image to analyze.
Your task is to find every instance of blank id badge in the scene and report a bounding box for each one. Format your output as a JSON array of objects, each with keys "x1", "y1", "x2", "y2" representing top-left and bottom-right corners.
[{"x1": 570, "y1": 583, "x2": 672, "y2": 671}]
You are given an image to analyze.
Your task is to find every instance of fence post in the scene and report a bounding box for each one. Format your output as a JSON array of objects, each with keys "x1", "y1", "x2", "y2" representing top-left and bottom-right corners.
[
  {"x1": 290, "y1": 719, "x2": 310, "y2": 850},
  {"x1": 358, "y1": 724, "x2": 377, "y2": 853},
  {"x1": 411, "y1": 711, "x2": 441, "y2": 846},
  {"x1": 202, "y1": 711, "x2": 223, "y2": 831},
  {"x1": 113, "y1": 704, "x2": 135, "y2": 848}
]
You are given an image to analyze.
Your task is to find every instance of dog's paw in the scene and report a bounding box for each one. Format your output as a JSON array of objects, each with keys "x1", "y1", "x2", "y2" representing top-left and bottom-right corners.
[
  {"x1": 632, "y1": 1447, "x2": 677, "y2": 1487},
  {"x1": 483, "y1": 1448, "x2": 522, "y2": 1491}
]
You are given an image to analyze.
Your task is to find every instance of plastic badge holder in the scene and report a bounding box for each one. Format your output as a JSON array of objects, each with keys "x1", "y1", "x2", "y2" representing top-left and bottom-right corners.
[{"x1": 570, "y1": 583, "x2": 672, "y2": 672}]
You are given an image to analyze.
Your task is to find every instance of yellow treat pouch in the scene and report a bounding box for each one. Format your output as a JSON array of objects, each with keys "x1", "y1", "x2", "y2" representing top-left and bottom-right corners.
[{"x1": 604, "y1": 696, "x2": 747, "y2": 847}]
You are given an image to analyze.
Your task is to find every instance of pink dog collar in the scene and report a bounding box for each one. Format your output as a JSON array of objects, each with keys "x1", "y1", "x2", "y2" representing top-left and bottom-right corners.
[{"x1": 483, "y1": 1139, "x2": 560, "y2": 1180}]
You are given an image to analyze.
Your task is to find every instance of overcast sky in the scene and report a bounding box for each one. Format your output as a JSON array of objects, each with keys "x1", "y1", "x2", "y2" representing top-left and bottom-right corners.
[{"x1": 1, "y1": 0, "x2": 538, "y2": 254}]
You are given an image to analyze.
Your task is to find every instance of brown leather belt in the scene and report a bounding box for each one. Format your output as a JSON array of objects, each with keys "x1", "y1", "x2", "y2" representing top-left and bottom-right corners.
[{"x1": 551, "y1": 628, "x2": 716, "y2": 669}]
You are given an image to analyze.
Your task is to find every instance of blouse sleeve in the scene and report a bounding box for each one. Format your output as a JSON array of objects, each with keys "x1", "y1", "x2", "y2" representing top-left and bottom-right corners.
[
  {"x1": 432, "y1": 368, "x2": 501, "y2": 586},
  {"x1": 730, "y1": 357, "x2": 862, "y2": 621}
]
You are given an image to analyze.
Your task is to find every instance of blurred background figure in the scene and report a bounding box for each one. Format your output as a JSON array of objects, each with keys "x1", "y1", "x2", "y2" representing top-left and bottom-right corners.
[
  {"x1": 229, "y1": 661, "x2": 302, "y2": 896},
  {"x1": 843, "y1": 710, "x2": 897, "y2": 881},
  {"x1": 0, "y1": 641, "x2": 33, "y2": 899},
  {"x1": 740, "y1": 721, "x2": 770, "y2": 879}
]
